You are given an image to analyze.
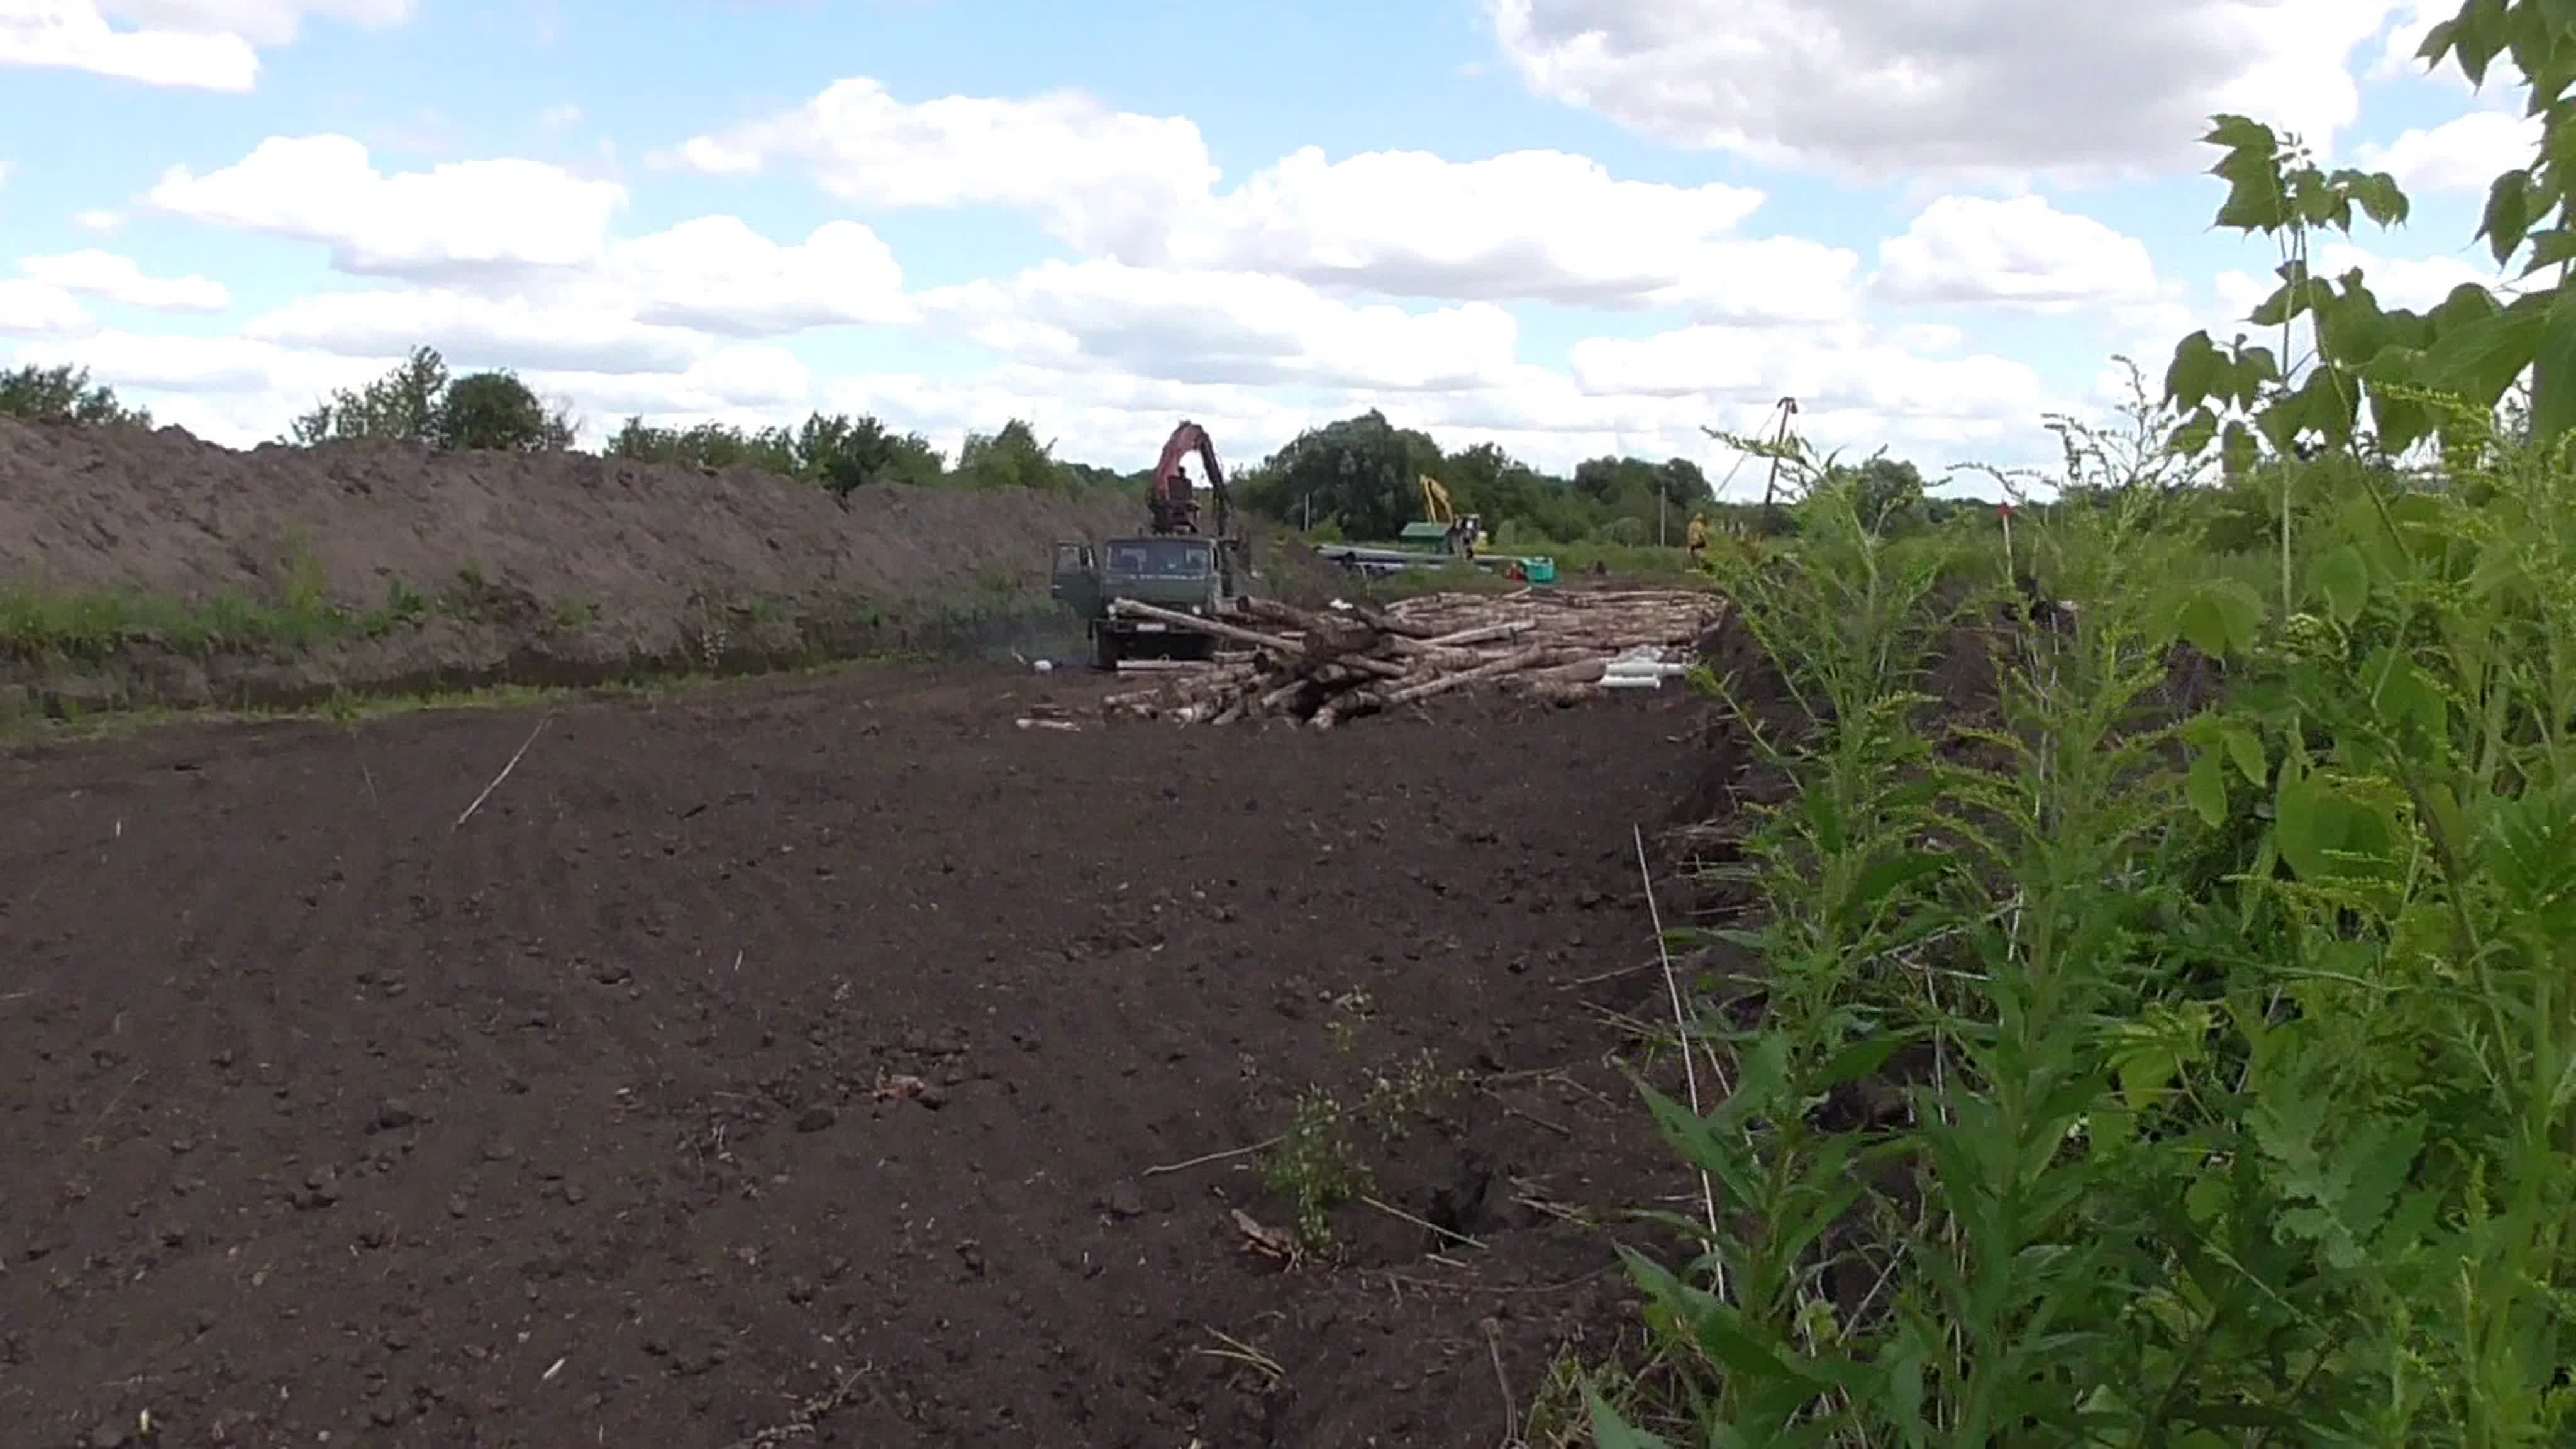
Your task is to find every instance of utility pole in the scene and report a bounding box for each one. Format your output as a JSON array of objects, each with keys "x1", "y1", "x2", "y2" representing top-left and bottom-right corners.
[{"x1": 1759, "y1": 397, "x2": 1799, "y2": 534}]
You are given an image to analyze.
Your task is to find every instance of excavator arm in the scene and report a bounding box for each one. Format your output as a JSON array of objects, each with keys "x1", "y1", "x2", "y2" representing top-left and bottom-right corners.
[
  {"x1": 1147, "y1": 420, "x2": 1231, "y2": 538},
  {"x1": 1419, "y1": 472, "x2": 1455, "y2": 525}
]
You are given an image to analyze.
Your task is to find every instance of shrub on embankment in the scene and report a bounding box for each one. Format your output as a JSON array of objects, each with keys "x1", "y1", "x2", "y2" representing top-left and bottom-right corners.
[{"x1": 0, "y1": 412, "x2": 1136, "y2": 719}]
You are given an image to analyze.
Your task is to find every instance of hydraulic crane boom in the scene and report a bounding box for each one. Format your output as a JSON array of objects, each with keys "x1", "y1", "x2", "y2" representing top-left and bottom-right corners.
[{"x1": 1147, "y1": 420, "x2": 1231, "y2": 540}]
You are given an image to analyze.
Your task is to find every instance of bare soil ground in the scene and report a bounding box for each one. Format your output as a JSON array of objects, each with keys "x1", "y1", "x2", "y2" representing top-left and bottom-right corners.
[
  {"x1": 0, "y1": 662, "x2": 1713, "y2": 1448},
  {"x1": 0, "y1": 420, "x2": 1139, "y2": 711}
]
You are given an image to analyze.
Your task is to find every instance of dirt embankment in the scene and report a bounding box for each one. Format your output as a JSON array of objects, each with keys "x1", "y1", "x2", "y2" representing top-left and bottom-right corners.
[{"x1": 0, "y1": 419, "x2": 1140, "y2": 715}]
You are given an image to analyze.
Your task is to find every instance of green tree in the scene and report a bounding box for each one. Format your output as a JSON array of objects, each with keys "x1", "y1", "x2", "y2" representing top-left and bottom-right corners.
[
  {"x1": 954, "y1": 418, "x2": 1067, "y2": 491},
  {"x1": 1253, "y1": 409, "x2": 1443, "y2": 540},
  {"x1": 606, "y1": 417, "x2": 796, "y2": 472},
  {"x1": 286, "y1": 346, "x2": 575, "y2": 451},
  {"x1": 291, "y1": 346, "x2": 449, "y2": 445},
  {"x1": 798, "y1": 411, "x2": 943, "y2": 494},
  {"x1": 434, "y1": 369, "x2": 577, "y2": 452},
  {"x1": 0, "y1": 363, "x2": 151, "y2": 426},
  {"x1": 1828, "y1": 454, "x2": 1928, "y2": 536}
]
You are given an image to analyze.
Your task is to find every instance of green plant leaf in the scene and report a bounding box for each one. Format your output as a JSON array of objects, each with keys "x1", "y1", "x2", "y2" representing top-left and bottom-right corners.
[
  {"x1": 2220, "y1": 419, "x2": 2262, "y2": 477},
  {"x1": 2214, "y1": 142, "x2": 2292, "y2": 232},
  {"x1": 2296, "y1": 364, "x2": 2362, "y2": 448},
  {"x1": 2481, "y1": 167, "x2": 2534, "y2": 265},
  {"x1": 2204, "y1": 114, "x2": 2278, "y2": 152},
  {"x1": 2187, "y1": 749, "x2": 2229, "y2": 827},
  {"x1": 2423, "y1": 287, "x2": 2545, "y2": 407},
  {"x1": 2316, "y1": 275, "x2": 2388, "y2": 365},
  {"x1": 2169, "y1": 404, "x2": 2219, "y2": 455},
  {"x1": 2518, "y1": 226, "x2": 2576, "y2": 277},
  {"x1": 2168, "y1": 578, "x2": 2265, "y2": 658},
  {"x1": 2362, "y1": 344, "x2": 2433, "y2": 455},
  {"x1": 2363, "y1": 645, "x2": 2447, "y2": 742},
  {"x1": 2531, "y1": 284, "x2": 2576, "y2": 439},
  {"x1": 2309, "y1": 543, "x2": 2370, "y2": 624},
  {"x1": 2222, "y1": 722, "x2": 2268, "y2": 787},
  {"x1": 2163, "y1": 331, "x2": 2223, "y2": 411},
  {"x1": 1583, "y1": 1382, "x2": 1673, "y2": 1449},
  {"x1": 2349, "y1": 169, "x2": 2411, "y2": 226}
]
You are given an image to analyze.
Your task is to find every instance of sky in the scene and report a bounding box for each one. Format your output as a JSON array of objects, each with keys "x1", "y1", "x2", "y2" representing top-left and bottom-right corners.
[{"x1": 0, "y1": 0, "x2": 2543, "y2": 497}]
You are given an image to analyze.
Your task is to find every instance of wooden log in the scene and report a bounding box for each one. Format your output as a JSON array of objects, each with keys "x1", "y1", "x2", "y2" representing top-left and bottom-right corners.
[
  {"x1": 1380, "y1": 645, "x2": 1554, "y2": 706},
  {"x1": 1527, "y1": 657, "x2": 1609, "y2": 684},
  {"x1": 1108, "y1": 598, "x2": 1306, "y2": 655}
]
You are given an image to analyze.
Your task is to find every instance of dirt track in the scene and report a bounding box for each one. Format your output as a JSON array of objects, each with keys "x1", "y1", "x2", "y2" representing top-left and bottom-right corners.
[{"x1": 0, "y1": 663, "x2": 1707, "y2": 1446}]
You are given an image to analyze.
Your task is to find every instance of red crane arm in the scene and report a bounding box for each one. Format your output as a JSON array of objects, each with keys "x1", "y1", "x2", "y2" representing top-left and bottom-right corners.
[{"x1": 1146, "y1": 420, "x2": 1227, "y2": 535}]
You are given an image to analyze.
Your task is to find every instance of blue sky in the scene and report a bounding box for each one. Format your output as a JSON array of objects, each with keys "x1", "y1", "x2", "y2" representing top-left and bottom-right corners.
[{"x1": 0, "y1": 0, "x2": 2535, "y2": 495}]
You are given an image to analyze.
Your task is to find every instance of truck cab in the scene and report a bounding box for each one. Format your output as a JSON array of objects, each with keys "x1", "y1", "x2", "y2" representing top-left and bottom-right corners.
[{"x1": 1050, "y1": 534, "x2": 1250, "y2": 669}]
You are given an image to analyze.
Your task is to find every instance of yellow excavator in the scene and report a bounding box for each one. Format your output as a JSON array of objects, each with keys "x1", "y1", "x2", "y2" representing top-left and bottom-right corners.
[{"x1": 1404, "y1": 473, "x2": 1485, "y2": 556}]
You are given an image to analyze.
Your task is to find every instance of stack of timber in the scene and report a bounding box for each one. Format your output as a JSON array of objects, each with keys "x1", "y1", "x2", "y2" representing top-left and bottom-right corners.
[{"x1": 1099, "y1": 587, "x2": 1724, "y2": 726}]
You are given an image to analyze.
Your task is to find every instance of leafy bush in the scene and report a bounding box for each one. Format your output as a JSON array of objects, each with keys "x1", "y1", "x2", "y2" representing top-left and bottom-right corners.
[{"x1": 0, "y1": 363, "x2": 152, "y2": 427}]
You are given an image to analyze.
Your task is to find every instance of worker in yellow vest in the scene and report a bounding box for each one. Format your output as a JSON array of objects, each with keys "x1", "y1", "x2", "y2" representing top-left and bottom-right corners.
[{"x1": 1684, "y1": 513, "x2": 1710, "y2": 569}]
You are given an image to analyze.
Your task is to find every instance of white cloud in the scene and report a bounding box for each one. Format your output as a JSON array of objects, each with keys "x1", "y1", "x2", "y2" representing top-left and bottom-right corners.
[
  {"x1": 1, "y1": 1, "x2": 255, "y2": 89},
  {"x1": 667, "y1": 78, "x2": 1218, "y2": 255},
  {"x1": 924, "y1": 260, "x2": 1521, "y2": 392},
  {"x1": 3, "y1": 330, "x2": 384, "y2": 436},
  {"x1": 74, "y1": 209, "x2": 123, "y2": 233},
  {"x1": 1571, "y1": 321, "x2": 2051, "y2": 428},
  {"x1": 0, "y1": 279, "x2": 94, "y2": 336},
  {"x1": 148, "y1": 135, "x2": 626, "y2": 277},
  {"x1": 519, "y1": 344, "x2": 814, "y2": 421},
  {"x1": 242, "y1": 287, "x2": 709, "y2": 373},
  {"x1": 1486, "y1": 0, "x2": 2402, "y2": 177},
  {"x1": 127, "y1": 133, "x2": 920, "y2": 386},
  {"x1": 2314, "y1": 242, "x2": 2509, "y2": 310},
  {"x1": 2359, "y1": 109, "x2": 2538, "y2": 194},
  {"x1": 1875, "y1": 195, "x2": 2162, "y2": 312},
  {"x1": 2370, "y1": 1, "x2": 2442, "y2": 79},
  {"x1": 607, "y1": 217, "x2": 912, "y2": 335},
  {"x1": 1157, "y1": 145, "x2": 1858, "y2": 321},
  {"x1": 538, "y1": 103, "x2": 581, "y2": 130},
  {"x1": 821, "y1": 364, "x2": 1309, "y2": 470},
  {"x1": 21, "y1": 250, "x2": 229, "y2": 311},
  {"x1": 1, "y1": 0, "x2": 407, "y2": 91},
  {"x1": 675, "y1": 82, "x2": 1863, "y2": 319},
  {"x1": 2365, "y1": 1, "x2": 2519, "y2": 89},
  {"x1": 97, "y1": 0, "x2": 410, "y2": 46}
]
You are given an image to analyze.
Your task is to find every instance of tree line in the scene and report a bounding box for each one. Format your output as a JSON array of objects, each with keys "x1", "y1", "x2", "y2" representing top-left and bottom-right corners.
[{"x1": 0, "y1": 346, "x2": 1972, "y2": 545}]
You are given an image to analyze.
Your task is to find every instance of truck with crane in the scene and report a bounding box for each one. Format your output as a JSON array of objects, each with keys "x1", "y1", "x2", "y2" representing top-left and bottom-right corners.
[{"x1": 1049, "y1": 420, "x2": 1255, "y2": 670}]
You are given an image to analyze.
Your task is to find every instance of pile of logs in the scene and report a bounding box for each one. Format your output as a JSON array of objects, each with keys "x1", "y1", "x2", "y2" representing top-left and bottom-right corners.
[{"x1": 1099, "y1": 587, "x2": 1725, "y2": 726}]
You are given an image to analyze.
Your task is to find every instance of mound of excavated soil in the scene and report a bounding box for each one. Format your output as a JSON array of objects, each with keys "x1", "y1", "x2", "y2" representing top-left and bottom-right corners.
[{"x1": 0, "y1": 419, "x2": 1139, "y2": 711}]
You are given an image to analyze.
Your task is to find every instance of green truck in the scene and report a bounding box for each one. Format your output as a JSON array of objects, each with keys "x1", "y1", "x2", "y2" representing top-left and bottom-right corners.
[
  {"x1": 1050, "y1": 418, "x2": 1259, "y2": 670},
  {"x1": 1049, "y1": 533, "x2": 1253, "y2": 669}
]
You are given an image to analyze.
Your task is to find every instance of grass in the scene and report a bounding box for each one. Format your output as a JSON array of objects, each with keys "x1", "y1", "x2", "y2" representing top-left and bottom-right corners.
[
  {"x1": 0, "y1": 657, "x2": 910, "y2": 749},
  {"x1": 0, "y1": 554, "x2": 1078, "y2": 731},
  {"x1": 1586, "y1": 414, "x2": 2576, "y2": 1443}
]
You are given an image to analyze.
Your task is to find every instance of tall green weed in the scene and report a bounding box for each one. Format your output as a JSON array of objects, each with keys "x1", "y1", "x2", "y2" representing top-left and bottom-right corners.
[{"x1": 1596, "y1": 421, "x2": 2576, "y2": 1445}]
